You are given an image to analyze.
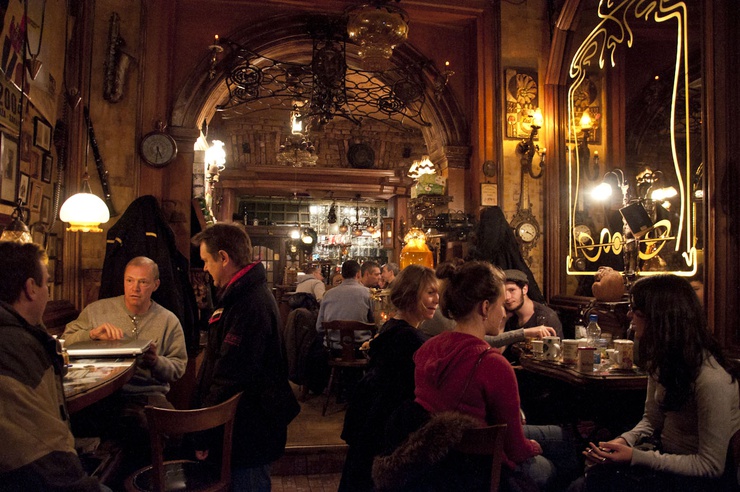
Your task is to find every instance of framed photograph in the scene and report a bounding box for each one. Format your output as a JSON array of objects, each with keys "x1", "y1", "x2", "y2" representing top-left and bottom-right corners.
[
  {"x1": 29, "y1": 151, "x2": 40, "y2": 178},
  {"x1": 381, "y1": 217, "x2": 395, "y2": 249},
  {"x1": 33, "y1": 117, "x2": 52, "y2": 152},
  {"x1": 0, "y1": 133, "x2": 19, "y2": 204},
  {"x1": 18, "y1": 172, "x2": 29, "y2": 204},
  {"x1": 41, "y1": 195, "x2": 51, "y2": 223},
  {"x1": 504, "y1": 67, "x2": 540, "y2": 139},
  {"x1": 20, "y1": 132, "x2": 32, "y2": 162},
  {"x1": 30, "y1": 180, "x2": 42, "y2": 212},
  {"x1": 481, "y1": 183, "x2": 498, "y2": 206},
  {"x1": 47, "y1": 233, "x2": 58, "y2": 258},
  {"x1": 42, "y1": 154, "x2": 53, "y2": 183},
  {"x1": 47, "y1": 258, "x2": 56, "y2": 284}
]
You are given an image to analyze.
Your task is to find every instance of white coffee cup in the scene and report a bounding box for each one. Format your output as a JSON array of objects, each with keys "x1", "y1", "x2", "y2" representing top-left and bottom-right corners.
[
  {"x1": 542, "y1": 336, "x2": 561, "y2": 361},
  {"x1": 614, "y1": 340, "x2": 634, "y2": 370},
  {"x1": 561, "y1": 339, "x2": 580, "y2": 365},
  {"x1": 531, "y1": 340, "x2": 545, "y2": 360},
  {"x1": 577, "y1": 347, "x2": 596, "y2": 372}
]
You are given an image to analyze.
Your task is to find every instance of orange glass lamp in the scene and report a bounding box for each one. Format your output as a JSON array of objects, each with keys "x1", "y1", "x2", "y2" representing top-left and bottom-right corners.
[{"x1": 399, "y1": 227, "x2": 433, "y2": 270}]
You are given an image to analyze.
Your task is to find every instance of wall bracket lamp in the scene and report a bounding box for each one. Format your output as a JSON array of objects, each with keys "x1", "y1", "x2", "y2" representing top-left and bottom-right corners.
[
  {"x1": 578, "y1": 109, "x2": 600, "y2": 180},
  {"x1": 516, "y1": 108, "x2": 545, "y2": 179}
]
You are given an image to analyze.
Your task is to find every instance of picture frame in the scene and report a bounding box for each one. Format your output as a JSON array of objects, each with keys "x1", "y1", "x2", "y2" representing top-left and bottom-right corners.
[
  {"x1": 18, "y1": 172, "x2": 29, "y2": 205},
  {"x1": 47, "y1": 233, "x2": 58, "y2": 258},
  {"x1": 20, "y1": 132, "x2": 32, "y2": 162},
  {"x1": 33, "y1": 117, "x2": 52, "y2": 152},
  {"x1": 42, "y1": 154, "x2": 53, "y2": 183},
  {"x1": 29, "y1": 151, "x2": 40, "y2": 178},
  {"x1": 381, "y1": 217, "x2": 395, "y2": 249},
  {"x1": 47, "y1": 258, "x2": 56, "y2": 284},
  {"x1": 30, "y1": 180, "x2": 42, "y2": 212},
  {"x1": 504, "y1": 67, "x2": 540, "y2": 139},
  {"x1": 41, "y1": 195, "x2": 51, "y2": 223},
  {"x1": 0, "y1": 132, "x2": 19, "y2": 204},
  {"x1": 481, "y1": 183, "x2": 498, "y2": 206}
]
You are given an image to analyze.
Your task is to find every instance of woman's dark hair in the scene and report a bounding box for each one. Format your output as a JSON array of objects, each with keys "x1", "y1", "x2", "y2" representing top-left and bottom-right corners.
[
  {"x1": 437, "y1": 260, "x2": 505, "y2": 320},
  {"x1": 630, "y1": 274, "x2": 736, "y2": 411},
  {"x1": 390, "y1": 264, "x2": 437, "y2": 314}
]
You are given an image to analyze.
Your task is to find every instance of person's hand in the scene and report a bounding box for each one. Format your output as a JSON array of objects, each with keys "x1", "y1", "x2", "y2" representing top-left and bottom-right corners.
[
  {"x1": 529, "y1": 440, "x2": 543, "y2": 455},
  {"x1": 141, "y1": 341, "x2": 158, "y2": 368},
  {"x1": 523, "y1": 326, "x2": 556, "y2": 339},
  {"x1": 89, "y1": 323, "x2": 124, "y2": 340},
  {"x1": 195, "y1": 450, "x2": 209, "y2": 460},
  {"x1": 583, "y1": 438, "x2": 631, "y2": 466}
]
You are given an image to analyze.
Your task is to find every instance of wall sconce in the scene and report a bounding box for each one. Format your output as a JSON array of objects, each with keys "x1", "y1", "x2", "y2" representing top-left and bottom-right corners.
[
  {"x1": 590, "y1": 168, "x2": 630, "y2": 205},
  {"x1": 516, "y1": 108, "x2": 545, "y2": 179},
  {"x1": 578, "y1": 109, "x2": 600, "y2": 180},
  {"x1": 434, "y1": 60, "x2": 455, "y2": 100},
  {"x1": 407, "y1": 155, "x2": 435, "y2": 180},
  {"x1": 208, "y1": 34, "x2": 223, "y2": 80},
  {"x1": 291, "y1": 111, "x2": 303, "y2": 135},
  {"x1": 0, "y1": 199, "x2": 32, "y2": 243}
]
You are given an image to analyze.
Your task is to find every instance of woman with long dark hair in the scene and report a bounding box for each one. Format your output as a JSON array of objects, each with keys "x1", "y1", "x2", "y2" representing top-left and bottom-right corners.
[
  {"x1": 575, "y1": 274, "x2": 740, "y2": 491},
  {"x1": 339, "y1": 264, "x2": 439, "y2": 491}
]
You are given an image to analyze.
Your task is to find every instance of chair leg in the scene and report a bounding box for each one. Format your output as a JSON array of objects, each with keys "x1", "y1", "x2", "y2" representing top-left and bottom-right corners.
[{"x1": 322, "y1": 367, "x2": 337, "y2": 416}]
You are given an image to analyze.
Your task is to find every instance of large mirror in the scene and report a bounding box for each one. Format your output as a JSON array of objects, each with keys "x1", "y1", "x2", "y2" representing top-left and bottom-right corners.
[{"x1": 565, "y1": 0, "x2": 702, "y2": 286}]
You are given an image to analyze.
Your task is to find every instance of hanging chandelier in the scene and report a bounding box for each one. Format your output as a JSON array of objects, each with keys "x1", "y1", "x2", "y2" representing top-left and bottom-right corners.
[
  {"x1": 347, "y1": 1, "x2": 409, "y2": 72},
  {"x1": 337, "y1": 194, "x2": 376, "y2": 237},
  {"x1": 207, "y1": 10, "x2": 443, "y2": 132},
  {"x1": 276, "y1": 135, "x2": 318, "y2": 167}
]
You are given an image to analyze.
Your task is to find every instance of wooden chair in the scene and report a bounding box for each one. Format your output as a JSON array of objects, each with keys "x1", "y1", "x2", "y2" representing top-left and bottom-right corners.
[
  {"x1": 125, "y1": 392, "x2": 243, "y2": 492},
  {"x1": 321, "y1": 320, "x2": 376, "y2": 416},
  {"x1": 451, "y1": 424, "x2": 508, "y2": 492}
]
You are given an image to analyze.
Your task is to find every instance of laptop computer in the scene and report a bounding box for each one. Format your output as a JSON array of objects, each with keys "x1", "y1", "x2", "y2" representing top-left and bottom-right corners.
[{"x1": 66, "y1": 338, "x2": 152, "y2": 357}]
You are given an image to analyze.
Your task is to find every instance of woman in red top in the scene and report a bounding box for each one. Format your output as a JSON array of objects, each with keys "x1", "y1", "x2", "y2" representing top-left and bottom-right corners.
[{"x1": 414, "y1": 261, "x2": 578, "y2": 491}]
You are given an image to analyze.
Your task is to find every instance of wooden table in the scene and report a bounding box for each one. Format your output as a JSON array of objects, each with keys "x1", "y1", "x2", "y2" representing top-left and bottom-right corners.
[
  {"x1": 519, "y1": 356, "x2": 647, "y2": 391},
  {"x1": 63, "y1": 358, "x2": 137, "y2": 414}
]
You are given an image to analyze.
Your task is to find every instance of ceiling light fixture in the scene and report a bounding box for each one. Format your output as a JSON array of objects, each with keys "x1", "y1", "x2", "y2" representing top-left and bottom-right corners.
[
  {"x1": 0, "y1": 199, "x2": 32, "y2": 243},
  {"x1": 207, "y1": 10, "x2": 445, "y2": 131}
]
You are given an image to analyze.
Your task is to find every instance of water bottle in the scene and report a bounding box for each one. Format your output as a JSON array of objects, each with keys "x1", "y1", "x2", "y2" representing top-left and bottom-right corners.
[{"x1": 586, "y1": 314, "x2": 602, "y2": 347}]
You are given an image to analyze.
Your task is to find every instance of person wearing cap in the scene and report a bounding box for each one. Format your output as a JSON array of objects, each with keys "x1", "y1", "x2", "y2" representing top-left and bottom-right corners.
[{"x1": 503, "y1": 269, "x2": 562, "y2": 346}]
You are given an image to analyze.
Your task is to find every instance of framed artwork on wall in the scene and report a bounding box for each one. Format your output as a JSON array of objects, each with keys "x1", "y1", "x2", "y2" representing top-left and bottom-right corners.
[
  {"x1": 33, "y1": 117, "x2": 52, "y2": 152},
  {"x1": 18, "y1": 172, "x2": 29, "y2": 205},
  {"x1": 504, "y1": 67, "x2": 539, "y2": 139},
  {"x1": 30, "y1": 180, "x2": 42, "y2": 212},
  {"x1": 0, "y1": 133, "x2": 18, "y2": 204},
  {"x1": 381, "y1": 217, "x2": 394, "y2": 249},
  {"x1": 481, "y1": 183, "x2": 498, "y2": 206},
  {"x1": 41, "y1": 195, "x2": 51, "y2": 223},
  {"x1": 42, "y1": 154, "x2": 53, "y2": 183}
]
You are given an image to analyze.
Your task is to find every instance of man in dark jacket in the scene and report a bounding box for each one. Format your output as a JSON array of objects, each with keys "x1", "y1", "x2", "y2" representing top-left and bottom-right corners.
[
  {"x1": 192, "y1": 223, "x2": 299, "y2": 491},
  {"x1": 0, "y1": 242, "x2": 103, "y2": 491}
]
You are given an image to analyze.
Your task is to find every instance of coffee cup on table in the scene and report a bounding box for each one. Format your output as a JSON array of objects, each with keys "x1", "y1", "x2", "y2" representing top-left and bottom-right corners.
[
  {"x1": 531, "y1": 340, "x2": 545, "y2": 360},
  {"x1": 577, "y1": 347, "x2": 596, "y2": 372},
  {"x1": 561, "y1": 339, "x2": 580, "y2": 365},
  {"x1": 542, "y1": 336, "x2": 561, "y2": 361},
  {"x1": 613, "y1": 339, "x2": 634, "y2": 370}
]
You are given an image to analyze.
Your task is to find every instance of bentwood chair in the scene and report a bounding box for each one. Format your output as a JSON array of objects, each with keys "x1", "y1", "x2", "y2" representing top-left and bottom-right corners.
[
  {"x1": 125, "y1": 392, "x2": 243, "y2": 492},
  {"x1": 451, "y1": 424, "x2": 508, "y2": 492},
  {"x1": 321, "y1": 320, "x2": 376, "y2": 416}
]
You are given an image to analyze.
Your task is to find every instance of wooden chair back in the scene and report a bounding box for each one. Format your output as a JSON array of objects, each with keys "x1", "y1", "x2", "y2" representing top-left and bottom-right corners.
[
  {"x1": 129, "y1": 392, "x2": 242, "y2": 492},
  {"x1": 322, "y1": 320, "x2": 376, "y2": 362},
  {"x1": 451, "y1": 424, "x2": 507, "y2": 492}
]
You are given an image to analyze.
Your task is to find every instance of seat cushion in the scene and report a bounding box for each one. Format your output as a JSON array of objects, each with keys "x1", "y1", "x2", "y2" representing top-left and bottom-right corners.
[{"x1": 130, "y1": 460, "x2": 220, "y2": 491}]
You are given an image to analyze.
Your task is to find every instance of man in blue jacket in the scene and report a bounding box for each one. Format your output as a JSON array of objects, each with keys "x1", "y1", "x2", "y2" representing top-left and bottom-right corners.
[{"x1": 192, "y1": 223, "x2": 298, "y2": 491}]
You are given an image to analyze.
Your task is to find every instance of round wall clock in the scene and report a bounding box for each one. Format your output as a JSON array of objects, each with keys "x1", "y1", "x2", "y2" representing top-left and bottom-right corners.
[
  {"x1": 140, "y1": 131, "x2": 178, "y2": 168},
  {"x1": 347, "y1": 143, "x2": 375, "y2": 169}
]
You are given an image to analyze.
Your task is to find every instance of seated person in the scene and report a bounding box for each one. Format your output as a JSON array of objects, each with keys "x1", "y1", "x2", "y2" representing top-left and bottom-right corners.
[
  {"x1": 0, "y1": 242, "x2": 105, "y2": 491},
  {"x1": 361, "y1": 260, "x2": 382, "y2": 289},
  {"x1": 315, "y1": 259, "x2": 374, "y2": 351},
  {"x1": 63, "y1": 257, "x2": 187, "y2": 440},
  {"x1": 570, "y1": 275, "x2": 740, "y2": 492},
  {"x1": 413, "y1": 261, "x2": 579, "y2": 491},
  {"x1": 502, "y1": 269, "x2": 562, "y2": 363},
  {"x1": 295, "y1": 266, "x2": 326, "y2": 301}
]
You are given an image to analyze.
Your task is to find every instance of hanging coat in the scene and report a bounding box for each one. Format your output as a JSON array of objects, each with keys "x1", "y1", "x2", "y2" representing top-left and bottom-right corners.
[{"x1": 98, "y1": 195, "x2": 199, "y2": 354}]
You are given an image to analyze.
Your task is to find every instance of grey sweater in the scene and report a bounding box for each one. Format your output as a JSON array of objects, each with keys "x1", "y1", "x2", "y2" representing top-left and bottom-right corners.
[
  {"x1": 63, "y1": 296, "x2": 187, "y2": 396},
  {"x1": 622, "y1": 354, "x2": 740, "y2": 478}
]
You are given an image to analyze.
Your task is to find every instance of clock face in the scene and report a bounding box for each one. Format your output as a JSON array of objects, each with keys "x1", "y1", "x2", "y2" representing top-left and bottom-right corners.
[
  {"x1": 140, "y1": 132, "x2": 177, "y2": 168},
  {"x1": 517, "y1": 222, "x2": 538, "y2": 243}
]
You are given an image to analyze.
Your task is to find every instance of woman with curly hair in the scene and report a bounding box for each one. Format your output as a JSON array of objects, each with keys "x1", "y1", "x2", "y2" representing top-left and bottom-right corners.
[{"x1": 574, "y1": 274, "x2": 740, "y2": 491}]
